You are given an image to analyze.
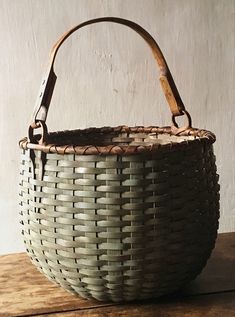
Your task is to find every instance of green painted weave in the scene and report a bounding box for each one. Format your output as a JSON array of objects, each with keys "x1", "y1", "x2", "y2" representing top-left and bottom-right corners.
[{"x1": 19, "y1": 141, "x2": 219, "y2": 302}]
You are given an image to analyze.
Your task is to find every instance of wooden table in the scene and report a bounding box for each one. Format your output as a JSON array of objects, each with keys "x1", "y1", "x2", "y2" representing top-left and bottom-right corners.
[{"x1": 0, "y1": 233, "x2": 234, "y2": 317}]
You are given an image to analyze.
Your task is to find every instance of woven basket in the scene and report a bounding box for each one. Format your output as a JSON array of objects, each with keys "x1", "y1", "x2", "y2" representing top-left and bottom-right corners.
[{"x1": 19, "y1": 17, "x2": 220, "y2": 302}]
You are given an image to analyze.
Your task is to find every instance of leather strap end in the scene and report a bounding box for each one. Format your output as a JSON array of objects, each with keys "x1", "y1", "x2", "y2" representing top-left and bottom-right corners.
[
  {"x1": 159, "y1": 75, "x2": 185, "y2": 116},
  {"x1": 32, "y1": 69, "x2": 57, "y2": 123}
]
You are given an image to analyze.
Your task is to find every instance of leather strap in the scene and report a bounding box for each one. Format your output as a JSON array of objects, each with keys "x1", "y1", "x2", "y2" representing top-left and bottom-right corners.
[{"x1": 31, "y1": 17, "x2": 186, "y2": 126}]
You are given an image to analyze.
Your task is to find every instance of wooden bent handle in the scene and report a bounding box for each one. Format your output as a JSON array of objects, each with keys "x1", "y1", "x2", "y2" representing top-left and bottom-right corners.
[{"x1": 31, "y1": 17, "x2": 187, "y2": 127}]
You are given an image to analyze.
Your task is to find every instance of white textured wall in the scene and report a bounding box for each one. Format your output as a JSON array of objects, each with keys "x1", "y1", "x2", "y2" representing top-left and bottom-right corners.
[{"x1": 0, "y1": 0, "x2": 234, "y2": 254}]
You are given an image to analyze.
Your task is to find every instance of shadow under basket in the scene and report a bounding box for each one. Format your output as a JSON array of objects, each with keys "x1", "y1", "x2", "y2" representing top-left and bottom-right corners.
[{"x1": 19, "y1": 17, "x2": 220, "y2": 302}]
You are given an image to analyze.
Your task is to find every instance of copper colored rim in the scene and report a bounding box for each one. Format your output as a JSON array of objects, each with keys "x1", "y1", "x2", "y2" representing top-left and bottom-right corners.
[{"x1": 19, "y1": 125, "x2": 216, "y2": 155}]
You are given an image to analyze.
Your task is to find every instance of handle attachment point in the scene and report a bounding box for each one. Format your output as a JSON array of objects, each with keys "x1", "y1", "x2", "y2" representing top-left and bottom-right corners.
[
  {"x1": 28, "y1": 121, "x2": 48, "y2": 145},
  {"x1": 159, "y1": 74, "x2": 185, "y2": 116},
  {"x1": 32, "y1": 69, "x2": 57, "y2": 124},
  {"x1": 171, "y1": 110, "x2": 192, "y2": 133}
]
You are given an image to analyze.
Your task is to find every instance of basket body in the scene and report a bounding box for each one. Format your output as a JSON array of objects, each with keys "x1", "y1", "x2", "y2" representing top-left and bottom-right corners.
[{"x1": 19, "y1": 141, "x2": 219, "y2": 302}]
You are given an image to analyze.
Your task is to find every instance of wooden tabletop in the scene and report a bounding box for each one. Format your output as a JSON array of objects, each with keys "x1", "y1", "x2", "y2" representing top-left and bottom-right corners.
[{"x1": 0, "y1": 232, "x2": 234, "y2": 317}]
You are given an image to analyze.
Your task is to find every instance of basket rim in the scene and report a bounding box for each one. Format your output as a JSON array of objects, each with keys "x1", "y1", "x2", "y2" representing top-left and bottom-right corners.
[{"x1": 19, "y1": 125, "x2": 216, "y2": 155}]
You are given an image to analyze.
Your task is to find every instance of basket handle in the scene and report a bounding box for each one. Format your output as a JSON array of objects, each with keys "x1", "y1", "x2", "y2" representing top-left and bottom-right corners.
[{"x1": 31, "y1": 17, "x2": 189, "y2": 129}]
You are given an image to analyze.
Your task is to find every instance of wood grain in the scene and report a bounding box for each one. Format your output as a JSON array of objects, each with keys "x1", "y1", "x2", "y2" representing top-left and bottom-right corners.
[
  {"x1": 0, "y1": 233, "x2": 234, "y2": 317},
  {"x1": 36, "y1": 293, "x2": 235, "y2": 317},
  {"x1": 0, "y1": 254, "x2": 112, "y2": 317}
]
